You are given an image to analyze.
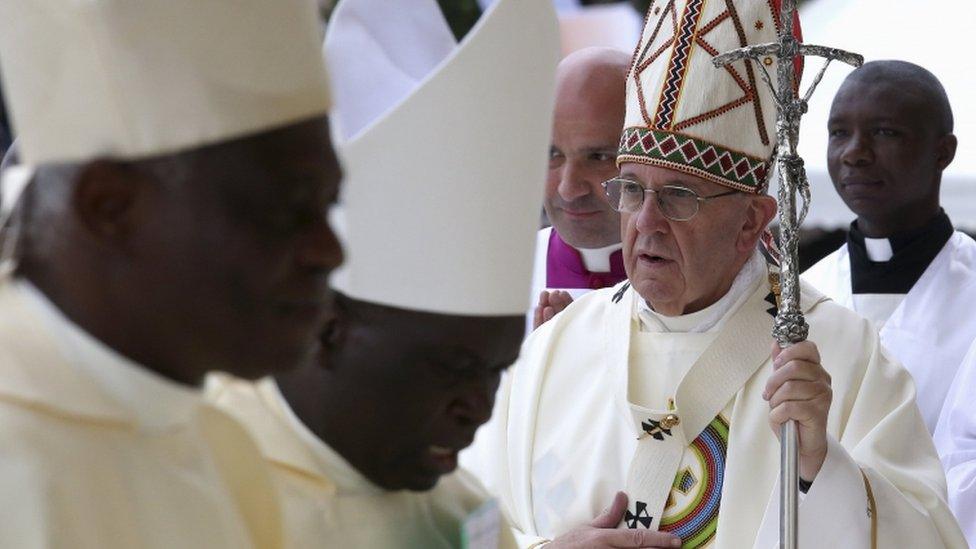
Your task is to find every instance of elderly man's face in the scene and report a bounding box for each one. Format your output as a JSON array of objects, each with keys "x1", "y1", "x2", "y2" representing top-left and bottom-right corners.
[
  {"x1": 618, "y1": 164, "x2": 772, "y2": 315},
  {"x1": 827, "y1": 78, "x2": 950, "y2": 236},
  {"x1": 544, "y1": 84, "x2": 624, "y2": 249}
]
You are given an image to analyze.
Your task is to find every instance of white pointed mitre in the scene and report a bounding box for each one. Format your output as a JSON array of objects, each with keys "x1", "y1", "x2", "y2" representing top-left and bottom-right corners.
[
  {"x1": 324, "y1": 0, "x2": 457, "y2": 143},
  {"x1": 618, "y1": 0, "x2": 801, "y2": 193},
  {"x1": 328, "y1": 0, "x2": 560, "y2": 316},
  {"x1": 0, "y1": 0, "x2": 332, "y2": 166}
]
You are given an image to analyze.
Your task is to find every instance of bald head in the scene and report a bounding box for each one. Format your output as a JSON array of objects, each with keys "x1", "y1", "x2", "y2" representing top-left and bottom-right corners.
[
  {"x1": 546, "y1": 48, "x2": 630, "y2": 249},
  {"x1": 827, "y1": 60, "x2": 957, "y2": 237},
  {"x1": 842, "y1": 60, "x2": 953, "y2": 135},
  {"x1": 555, "y1": 47, "x2": 631, "y2": 112}
]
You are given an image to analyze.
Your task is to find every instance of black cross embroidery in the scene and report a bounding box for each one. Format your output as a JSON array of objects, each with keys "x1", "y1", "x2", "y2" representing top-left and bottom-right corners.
[
  {"x1": 641, "y1": 418, "x2": 674, "y2": 441},
  {"x1": 612, "y1": 282, "x2": 631, "y2": 304},
  {"x1": 625, "y1": 500, "x2": 654, "y2": 529}
]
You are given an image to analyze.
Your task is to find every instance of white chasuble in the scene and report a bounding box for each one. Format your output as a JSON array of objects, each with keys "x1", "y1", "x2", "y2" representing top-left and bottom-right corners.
[
  {"x1": 804, "y1": 232, "x2": 976, "y2": 433},
  {"x1": 208, "y1": 376, "x2": 518, "y2": 549},
  {"x1": 475, "y1": 270, "x2": 966, "y2": 548},
  {"x1": 0, "y1": 278, "x2": 282, "y2": 549}
]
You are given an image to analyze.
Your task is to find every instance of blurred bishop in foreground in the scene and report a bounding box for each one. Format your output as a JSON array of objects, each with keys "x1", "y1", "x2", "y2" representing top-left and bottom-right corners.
[{"x1": 0, "y1": 0, "x2": 342, "y2": 546}]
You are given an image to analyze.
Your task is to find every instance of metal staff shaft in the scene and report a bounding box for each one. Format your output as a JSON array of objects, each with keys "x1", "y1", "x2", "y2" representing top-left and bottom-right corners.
[
  {"x1": 713, "y1": 2, "x2": 863, "y2": 547},
  {"x1": 772, "y1": 5, "x2": 804, "y2": 546}
]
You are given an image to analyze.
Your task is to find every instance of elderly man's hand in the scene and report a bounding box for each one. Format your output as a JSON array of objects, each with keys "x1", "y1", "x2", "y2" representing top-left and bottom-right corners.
[
  {"x1": 764, "y1": 340, "x2": 832, "y2": 482},
  {"x1": 547, "y1": 492, "x2": 681, "y2": 548},
  {"x1": 532, "y1": 290, "x2": 574, "y2": 330}
]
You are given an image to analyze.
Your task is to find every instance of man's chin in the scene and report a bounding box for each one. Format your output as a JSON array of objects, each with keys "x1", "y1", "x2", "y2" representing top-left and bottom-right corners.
[
  {"x1": 552, "y1": 223, "x2": 620, "y2": 250},
  {"x1": 630, "y1": 279, "x2": 680, "y2": 310},
  {"x1": 374, "y1": 470, "x2": 441, "y2": 493}
]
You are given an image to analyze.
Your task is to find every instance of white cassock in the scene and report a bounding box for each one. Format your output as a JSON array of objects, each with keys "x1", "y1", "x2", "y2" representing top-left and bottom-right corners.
[
  {"x1": 208, "y1": 376, "x2": 518, "y2": 549},
  {"x1": 473, "y1": 251, "x2": 966, "y2": 548},
  {"x1": 803, "y1": 231, "x2": 976, "y2": 432},
  {"x1": 0, "y1": 278, "x2": 282, "y2": 549},
  {"x1": 934, "y1": 340, "x2": 976, "y2": 547}
]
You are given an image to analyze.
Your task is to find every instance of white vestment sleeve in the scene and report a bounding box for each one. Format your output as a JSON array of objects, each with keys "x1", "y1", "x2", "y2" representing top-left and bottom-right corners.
[
  {"x1": 935, "y1": 342, "x2": 976, "y2": 546},
  {"x1": 755, "y1": 335, "x2": 966, "y2": 548}
]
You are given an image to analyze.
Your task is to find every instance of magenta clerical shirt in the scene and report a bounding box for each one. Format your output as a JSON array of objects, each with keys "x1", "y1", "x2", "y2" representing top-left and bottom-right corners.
[{"x1": 545, "y1": 229, "x2": 626, "y2": 290}]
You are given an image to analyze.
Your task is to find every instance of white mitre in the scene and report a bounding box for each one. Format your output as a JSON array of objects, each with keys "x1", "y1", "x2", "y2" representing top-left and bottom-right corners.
[
  {"x1": 0, "y1": 0, "x2": 332, "y2": 229},
  {"x1": 327, "y1": 0, "x2": 560, "y2": 316},
  {"x1": 325, "y1": 0, "x2": 457, "y2": 143},
  {"x1": 0, "y1": 0, "x2": 331, "y2": 166},
  {"x1": 617, "y1": 0, "x2": 801, "y2": 194}
]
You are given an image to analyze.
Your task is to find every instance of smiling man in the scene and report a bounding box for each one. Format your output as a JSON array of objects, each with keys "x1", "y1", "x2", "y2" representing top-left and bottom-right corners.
[
  {"x1": 804, "y1": 60, "x2": 976, "y2": 434},
  {"x1": 473, "y1": 3, "x2": 965, "y2": 548},
  {"x1": 531, "y1": 47, "x2": 630, "y2": 329},
  {"x1": 207, "y1": 0, "x2": 560, "y2": 547}
]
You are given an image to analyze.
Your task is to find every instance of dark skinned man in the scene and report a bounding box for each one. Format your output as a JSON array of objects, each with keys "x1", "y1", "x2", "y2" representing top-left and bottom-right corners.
[
  {"x1": 804, "y1": 60, "x2": 976, "y2": 434},
  {"x1": 0, "y1": 1, "x2": 341, "y2": 546},
  {"x1": 207, "y1": 0, "x2": 560, "y2": 547}
]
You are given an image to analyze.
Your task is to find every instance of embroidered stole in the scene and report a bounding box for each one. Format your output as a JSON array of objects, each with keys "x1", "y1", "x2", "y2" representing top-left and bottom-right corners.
[{"x1": 609, "y1": 282, "x2": 775, "y2": 533}]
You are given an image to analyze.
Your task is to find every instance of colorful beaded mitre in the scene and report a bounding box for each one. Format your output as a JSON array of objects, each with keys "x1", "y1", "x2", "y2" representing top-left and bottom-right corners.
[{"x1": 618, "y1": 0, "x2": 802, "y2": 194}]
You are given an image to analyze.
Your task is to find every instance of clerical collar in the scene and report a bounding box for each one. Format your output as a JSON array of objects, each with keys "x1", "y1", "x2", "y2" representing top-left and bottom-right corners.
[
  {"x1": 546, "y1": 229, "x2": 627, "y2": 290},
  {"x1": 636, "y1": 251, "x2": 766, "y2": 333},
  {"x1": 17, "y1": 279, "x2": 203, "y2": 431},
  {"x1": 847, "y1": 210, "x2": 953, "y2": 294},
  {"x1": 578, "y1": 242, "x2": 621, "y2": 272}
]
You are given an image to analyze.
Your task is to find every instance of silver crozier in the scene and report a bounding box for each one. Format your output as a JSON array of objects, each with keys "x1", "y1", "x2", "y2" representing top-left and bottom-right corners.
[{"x1": 712, "y1": 2, "x2": 863, "y2": 547}]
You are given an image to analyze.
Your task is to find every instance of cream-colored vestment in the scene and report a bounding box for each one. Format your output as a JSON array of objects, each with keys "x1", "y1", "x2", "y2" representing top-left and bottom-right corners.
[
  {"x1": 0, "y1": 278, "x2": 282, "y2": 549},
  {"x1": 471, "y1": 257, "x2": 965, "y2": 548}
]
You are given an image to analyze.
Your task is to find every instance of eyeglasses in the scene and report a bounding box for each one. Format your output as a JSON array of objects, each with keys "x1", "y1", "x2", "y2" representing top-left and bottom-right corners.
[{"x1": 601, "y1": 177, "x2": 740, "y2": 221}]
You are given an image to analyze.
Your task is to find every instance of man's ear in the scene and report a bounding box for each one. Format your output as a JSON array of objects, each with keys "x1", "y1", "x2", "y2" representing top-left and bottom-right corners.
[
  {"x1": 71, "y1": 160, "x2": 149, "y2": 244},
  {"x1": 738, "y1": 194, "x2": 777, "y2": 253},
  {"x1": 936, "y1": 134, "x2": 958, "y2": 171}
]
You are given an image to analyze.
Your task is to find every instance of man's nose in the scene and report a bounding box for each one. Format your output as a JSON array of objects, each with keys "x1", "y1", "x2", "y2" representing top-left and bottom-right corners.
[
  {"x1": 841, "y1": 130, "x2": 874, "y2": 167},
  {"x1": 447, "y1": 378, "x2": 496, "y2": 429},
  {"x1": 296, "y1": 214, "x2": 345, "y2": 273},
  {"x1": 556, "y1": 159, "x2": 592, "y2": 203},
  {"x1": 634, "y1": 190, "x2": 669, "y2": 235}
]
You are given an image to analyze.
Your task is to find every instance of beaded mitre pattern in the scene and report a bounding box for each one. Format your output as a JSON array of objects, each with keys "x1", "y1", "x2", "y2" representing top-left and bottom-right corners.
[{"x1": 618, "y1": 0, "x2": 800, "y2": 194}]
